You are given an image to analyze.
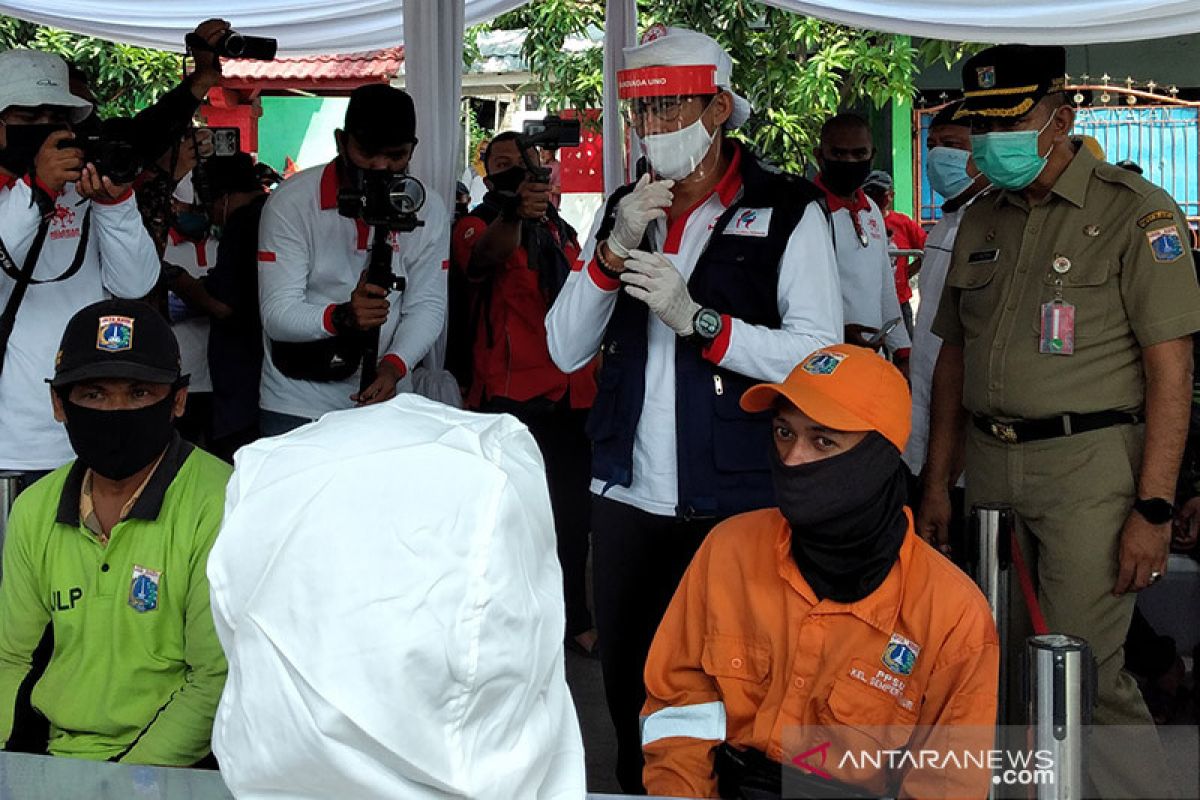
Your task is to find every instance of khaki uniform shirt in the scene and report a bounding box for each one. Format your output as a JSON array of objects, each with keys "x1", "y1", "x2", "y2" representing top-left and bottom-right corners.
[{"x1": 933, "y1": 143, "x2": 1200, "y2": 418}]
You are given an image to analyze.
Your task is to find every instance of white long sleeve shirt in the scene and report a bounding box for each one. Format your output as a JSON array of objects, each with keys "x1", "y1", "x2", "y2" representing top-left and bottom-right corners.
[
  {"x1": 904, "y1": 205, "x2": 966, "y2": 477},
  {"x1": 546, "y1": 149, "x2": 843, "y2": 516},
  {"x1": 257, "y1": 161, "x2": 449, "y2": 420},
  {"x1": 209, "y1": 395, "x2": 586, "y2": 800},
  {"x1": 818, "y1": 183, "x2": 912, "y2": 354},
  {"x1": 0, "y1": 176, "x2": 159, "y2": 470},
  {"x1": 165, "y1": 230, "x2": 219, "y2": 394}
]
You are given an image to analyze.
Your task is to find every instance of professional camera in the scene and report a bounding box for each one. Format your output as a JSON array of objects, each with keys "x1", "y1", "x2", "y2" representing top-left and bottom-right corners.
[
  {"x1": 185, "y1": 30, "x2": 277, "y2": 61},
  {"x1": 519, "y1": 115, "x2": 581, "y2": 182},
  {"x1": 57, "y1": 116, "x2": 143, "y2": 185},
  {"x1": 337, "y1": 171, "x2": 427, "y2": 233}
]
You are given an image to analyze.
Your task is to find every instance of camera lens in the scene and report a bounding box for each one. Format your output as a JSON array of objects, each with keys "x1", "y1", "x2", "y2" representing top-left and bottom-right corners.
[
  {"x1": 224, "y1": 32, "x2": 246, "y2": 58},
  {"x1": 387, "y1": 177, "x2": 426, "y2": 215}
]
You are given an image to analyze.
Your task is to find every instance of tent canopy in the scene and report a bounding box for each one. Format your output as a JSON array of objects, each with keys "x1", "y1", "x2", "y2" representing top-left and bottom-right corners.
[{"x1": 1, "y1": 0, "x2": 1198, "y2": 54}]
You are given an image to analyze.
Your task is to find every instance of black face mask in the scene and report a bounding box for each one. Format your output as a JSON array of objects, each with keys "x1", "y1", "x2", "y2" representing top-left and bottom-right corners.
[
  {"x1": 820, "y1": 159, "x2": 872, "y2": 197},
  {"x1": 62, "y1": 392, "x2": 177, "y2": 481},
  {"x1": 0, "y1": 122, "x2": 66, "y2": 176},
  {"x1": 771, "y1": 431, "x2": 909, "y2": 603},
  {"x1": 486, "y1": 165, "x2": 528, "y2": 195}
]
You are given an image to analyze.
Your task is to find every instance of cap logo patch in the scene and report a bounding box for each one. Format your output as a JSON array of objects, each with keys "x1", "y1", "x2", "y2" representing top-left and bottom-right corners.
[
  {"x1": 640, "y1": 23, "x2": 668, "y2": 44},
  {"x1": 882, "y1": 633, "x2": 920, "y2": 676},
  {"x1": 96, "y1": 315, "x2": 134, "y2": 353},
  {"x1": 977, "y1": 66, "x2": 997, "y2": 89},
  {"x1": 801, "y1": 351, "x2": 847, "y2": 376}
]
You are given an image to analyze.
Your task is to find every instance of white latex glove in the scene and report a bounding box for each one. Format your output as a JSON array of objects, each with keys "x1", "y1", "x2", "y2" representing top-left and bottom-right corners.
[
  {"x1": 620, "y1": 250, "x2": 701, "y2": 336},
  {"x1": 607, "y1": 173, "x2": 675, "y2": 257}
]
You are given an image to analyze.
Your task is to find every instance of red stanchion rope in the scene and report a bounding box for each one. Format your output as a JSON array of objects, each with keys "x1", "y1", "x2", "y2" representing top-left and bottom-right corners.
[{"x1": 1009, "y1": 529, "x2": 1049, "y2": 636}]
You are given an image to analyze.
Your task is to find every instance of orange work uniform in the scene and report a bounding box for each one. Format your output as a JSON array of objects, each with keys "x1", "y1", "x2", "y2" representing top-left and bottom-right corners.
[{"x1": 641, "y1": 508, "x2": 999, "y2": 799}]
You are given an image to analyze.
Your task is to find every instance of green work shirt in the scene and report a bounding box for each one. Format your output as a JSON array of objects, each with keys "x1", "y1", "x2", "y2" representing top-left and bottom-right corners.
[
  {"x1": 933, "y1": 142, "x2": 1200, "y2": 418},
  {"x1": 0, "y1": 434, "x2": 231, "y2": 765}
]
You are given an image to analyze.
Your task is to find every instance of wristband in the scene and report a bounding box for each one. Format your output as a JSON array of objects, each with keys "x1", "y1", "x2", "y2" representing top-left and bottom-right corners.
[
  {"x1": 606, "y1": 237, "x2": 631, "y2": 259},
  {"x1": 595, "y1": 242, "x2": 624, "y2": 280}
]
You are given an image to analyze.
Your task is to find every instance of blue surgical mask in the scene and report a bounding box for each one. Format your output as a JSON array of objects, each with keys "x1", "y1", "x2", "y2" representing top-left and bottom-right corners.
[
  {"x1": 970, "y1": 115, "x2": 1056, "y2": 191},
  {"x1": 926, "y1": 146, "x2": 976, "y2": 201}
]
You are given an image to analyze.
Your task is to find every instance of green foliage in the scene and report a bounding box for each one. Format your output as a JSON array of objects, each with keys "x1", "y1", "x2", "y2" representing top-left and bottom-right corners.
[
  {"x1": 0, "y1": 15, "x2": 180, "y2": 119},
  {"x1": 484, "y1": 1, "x2": 983, "y2": 173}
]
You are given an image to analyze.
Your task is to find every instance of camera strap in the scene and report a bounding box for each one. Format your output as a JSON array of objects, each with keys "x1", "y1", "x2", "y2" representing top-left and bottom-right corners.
[
  {"x1": 0, "y1": 206, "x2": 92, "y2": 286},
  {"x1": 0, "y1": 217, "x2": 52, "y2": 380}
]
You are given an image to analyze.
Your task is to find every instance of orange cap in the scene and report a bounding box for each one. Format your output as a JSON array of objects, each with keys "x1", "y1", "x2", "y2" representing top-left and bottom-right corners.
[{"x1": 740, "y1": 344, "x2": 911, "y2": 452}]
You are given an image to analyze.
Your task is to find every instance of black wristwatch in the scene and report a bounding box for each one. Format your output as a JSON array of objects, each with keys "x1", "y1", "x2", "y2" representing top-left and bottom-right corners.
[
  {"x1": 1133, "y1": 497, "x2": 1174, "y2": 525},
  {"x1": 682, "y1": 307, "x2": 723, "y2": 346}
]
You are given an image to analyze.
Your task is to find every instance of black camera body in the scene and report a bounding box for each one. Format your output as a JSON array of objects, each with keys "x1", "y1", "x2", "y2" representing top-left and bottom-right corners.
[
  {"x1": 519, "y1": 115, "x2": 581, "y2": 182},
  {"x1": 337, "y1": 171, "x2": 427, "y2": 233},
  {"x1": 58, "y1": 117, "x2": 142, "y2": 185},
  {"x1": 186, "y1": 31, "x2": 277, "y2": 61}
]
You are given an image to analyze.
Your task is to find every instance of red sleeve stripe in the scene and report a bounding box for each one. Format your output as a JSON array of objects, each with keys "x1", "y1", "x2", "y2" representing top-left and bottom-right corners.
[
  {"x1": 441, "y1": 259, "x2": 450, "y2": 271},
  {"x1": 571, "y1": 258, "x2": 585, "y2": 272},
  {"x1": 586, "y1": 257, "x2": 621, "y2": 292},
  {"x1": 702, "y1": 314, "x2": 733, "y2": 366},
  {"x1": 257, "y1": 250, "x2": 277, "y2": 262},
  {"x1": 382, "y1": 354, "x2": 408, "y2": 378},
  {"x1": 322, "y1": 304, "x2": 338, "y2": 335}
]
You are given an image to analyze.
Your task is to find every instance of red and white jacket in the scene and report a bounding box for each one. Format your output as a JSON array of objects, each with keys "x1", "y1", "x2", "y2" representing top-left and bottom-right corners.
[
  {"x1": 0, "y1": 174, "x2": 159, "y2": 471},
  {"x1": 256, "y1": 161, "x2": 449, "y2": 420}
]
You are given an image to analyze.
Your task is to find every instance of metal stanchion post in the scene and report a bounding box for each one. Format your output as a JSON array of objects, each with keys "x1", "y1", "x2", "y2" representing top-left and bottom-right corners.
[
  {"x1": 968, "y1": 504, "x2": 1013, "y2": 712},
  {"x1": 0, "y1": 471, "x2": 20, "y2": 574},
  {"x1": 1026, "y1": 635, "x2": 1093, "y2": 800}
]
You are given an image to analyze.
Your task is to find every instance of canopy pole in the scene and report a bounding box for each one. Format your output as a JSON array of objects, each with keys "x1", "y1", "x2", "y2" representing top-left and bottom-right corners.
[{"x1": 603, "y1": 0, "x2": 637, "y2": 194}]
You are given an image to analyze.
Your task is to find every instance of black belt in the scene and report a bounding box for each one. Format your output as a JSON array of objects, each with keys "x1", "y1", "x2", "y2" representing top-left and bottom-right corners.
[{"x1": 974, "y1": 410, "x2": 1142, "y2": 444}]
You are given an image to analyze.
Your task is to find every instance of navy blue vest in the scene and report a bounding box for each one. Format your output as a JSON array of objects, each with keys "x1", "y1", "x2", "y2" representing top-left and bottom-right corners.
[{"x1": 586, "y1": 148, "x2": 823, "y2": 519}]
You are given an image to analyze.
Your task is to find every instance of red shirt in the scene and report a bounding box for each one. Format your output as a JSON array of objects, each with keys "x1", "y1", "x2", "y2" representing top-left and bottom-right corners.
[
  {"x1": 883, "y1": 211, "x2": 927, "y2": 304},
  {"x1": 451, "y1": 213, "x2": 597, "y2": 409}
]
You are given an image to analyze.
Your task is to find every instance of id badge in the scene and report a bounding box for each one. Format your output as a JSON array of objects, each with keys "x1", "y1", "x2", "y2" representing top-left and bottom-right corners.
[{"x1": 1039, "y1": 301, "x2": 1075, "y2": 355}]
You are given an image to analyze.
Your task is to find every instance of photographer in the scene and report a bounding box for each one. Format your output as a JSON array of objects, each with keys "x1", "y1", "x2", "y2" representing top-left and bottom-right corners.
[
  {"x1": 451, "y1": 131, "x2": 599, "y2": 656},
  {"x1": 257, "y1": 85, "x2": 448, "y2": 434},
  {"x1": 0, "y1": 49, "x2": 159, "y2": 492}
]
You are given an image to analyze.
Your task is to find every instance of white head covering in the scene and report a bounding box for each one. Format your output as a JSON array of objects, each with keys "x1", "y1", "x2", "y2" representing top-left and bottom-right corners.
[
  {"x1": 0, "y1": 49, "x2": 92, "y2": 122},
  {"x1": 208, "y1": 395, "x2": 586, "y2": 800},
  {"x1": 172, "y1": 172, "x2": 195, "y2": 204},
  {"x1": 622, "y1": 25, "x2": 752, "y2": 129}
]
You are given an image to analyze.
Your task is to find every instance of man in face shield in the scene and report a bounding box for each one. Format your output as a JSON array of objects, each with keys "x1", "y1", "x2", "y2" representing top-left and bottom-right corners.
[{"x1": 545, "y1": 24, "x2": 843, "y2": 792}]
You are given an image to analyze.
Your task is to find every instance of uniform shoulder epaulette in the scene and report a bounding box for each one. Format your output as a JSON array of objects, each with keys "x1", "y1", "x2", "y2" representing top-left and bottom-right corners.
[{"x1": 1092, "y1": 161, "x2": 1155, "y2": 198}]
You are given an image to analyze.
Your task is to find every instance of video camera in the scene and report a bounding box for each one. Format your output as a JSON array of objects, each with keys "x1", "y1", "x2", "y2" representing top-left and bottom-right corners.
[
  {"x1": 57, "y1": 117, "x2": 143, "y2": 185},
  {"x1": 518, "y1": 115, "x2": 581, "y2": 182},
  {"x1": 337, "y1": 171, "x2": 427, "y2": 234},
  {"x1": 185, "y1": 30, "x2": 277, "y2": 61}
]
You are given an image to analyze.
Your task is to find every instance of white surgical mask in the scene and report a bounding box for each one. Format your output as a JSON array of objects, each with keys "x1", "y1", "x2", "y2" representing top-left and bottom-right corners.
[{"x1": 642, "y1": 116, "x2": 716, "y2": 181}]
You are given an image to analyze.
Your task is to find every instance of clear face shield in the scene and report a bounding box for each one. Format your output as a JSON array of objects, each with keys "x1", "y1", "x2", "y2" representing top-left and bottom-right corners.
[{"x1": 618, "y1": 65, "x2": 723, "y2": 182}]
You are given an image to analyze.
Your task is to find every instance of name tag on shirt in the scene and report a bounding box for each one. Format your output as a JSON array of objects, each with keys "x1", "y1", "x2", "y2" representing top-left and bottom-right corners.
[
  {"x1": 725, "y1": 208, "x2": 772, "y2": 238},
  {"x1": 967, "y1": 249, "x2": 999, "y2": 264}
]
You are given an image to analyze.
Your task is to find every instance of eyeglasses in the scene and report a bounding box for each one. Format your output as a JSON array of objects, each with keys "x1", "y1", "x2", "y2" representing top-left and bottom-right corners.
[{"x1": 622, "y1": 95, "x2": 711, "y2": 127}]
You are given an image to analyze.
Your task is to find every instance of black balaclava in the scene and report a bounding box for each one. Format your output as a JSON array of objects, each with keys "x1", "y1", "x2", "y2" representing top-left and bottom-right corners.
[{"x1": 772, "y1": 431, "x2": 909, "y2": 603}]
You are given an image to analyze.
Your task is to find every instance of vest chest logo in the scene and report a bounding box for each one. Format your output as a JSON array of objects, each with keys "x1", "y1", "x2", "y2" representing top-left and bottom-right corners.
[
  {"x1": 129, "y1": 565, "x2": 161, "y2": 613},
  {"x1": 882, "y1": 632, "x2": 920, "y2": 676},
  {"x1": 725, "y1": 207, "x2": 772, "y2": 238},
  {"x1": 52, "y1": 587, "x2": 83, "y2": 611}
]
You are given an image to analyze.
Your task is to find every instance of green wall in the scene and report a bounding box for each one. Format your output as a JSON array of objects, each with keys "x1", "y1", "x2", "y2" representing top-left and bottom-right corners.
[{"x1": 258, "y1": 96, "x2": 350, "y2": 173}]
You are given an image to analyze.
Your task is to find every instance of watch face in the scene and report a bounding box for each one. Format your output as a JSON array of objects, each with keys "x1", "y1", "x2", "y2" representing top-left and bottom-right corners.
[
  {"x1": 695, "y1": 309, "x2": 722, "y2": 339},
  {"x1": 1136, "y1": 498, "x2": 1174, "y2": 524}
]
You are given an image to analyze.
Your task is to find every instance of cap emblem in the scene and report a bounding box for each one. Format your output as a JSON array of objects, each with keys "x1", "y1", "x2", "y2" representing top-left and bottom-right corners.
[
  {"x1": 96, "y1": 316, "x2": 134, "y2": 353},
  {"x1": 977, "y1": 66, "x2": 997, "y2": 89},
  {"x1": 801, "y1": 350, "x2": 847, "y2": 376},
  {"x1": 640, "y1": 23, "x2": 668, "y2": 44}
]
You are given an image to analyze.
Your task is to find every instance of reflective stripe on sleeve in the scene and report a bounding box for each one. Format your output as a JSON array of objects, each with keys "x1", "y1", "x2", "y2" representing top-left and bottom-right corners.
[{"x1": 640, "y1": 701, "x2": 727, "y2": 746}]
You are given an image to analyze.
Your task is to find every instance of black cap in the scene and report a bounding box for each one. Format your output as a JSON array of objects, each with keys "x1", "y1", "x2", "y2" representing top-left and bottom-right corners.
[
  {"x1": 206, "y1": 152, "x2": 262, "y2": 197},
  {"x1": 931, "y1": 101, "x2": 966, "y2": 129},
  {"x1": 344, "y1": 84, "x2": 418, "y2": 151},
  {"x1": 51, "y1": 299, "x2": 181, "y2": 387},
  {"x1": 957, "y1": 45, "x2": 1067, "y2": 121}
]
